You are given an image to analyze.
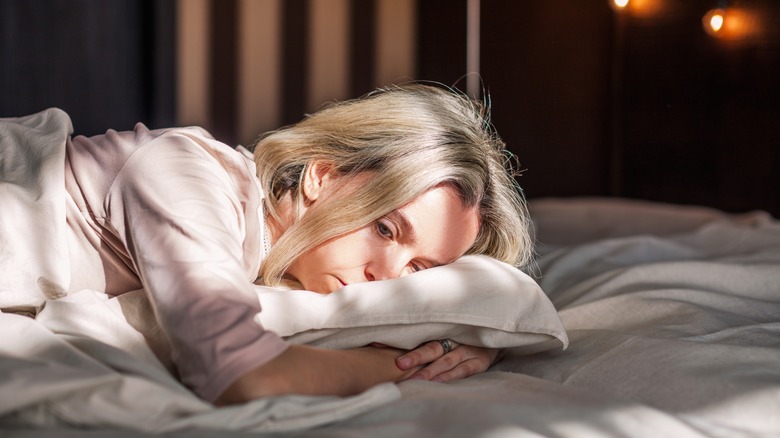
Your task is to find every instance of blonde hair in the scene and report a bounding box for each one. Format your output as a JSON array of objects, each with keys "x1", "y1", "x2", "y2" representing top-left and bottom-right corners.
[{"x1": 251, "y1": 84, "x2": 533, "y2": 285}]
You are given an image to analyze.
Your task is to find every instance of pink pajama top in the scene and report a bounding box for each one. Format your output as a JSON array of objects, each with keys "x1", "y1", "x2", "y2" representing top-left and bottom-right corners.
[{"x1": 63, "y1": 123, "x2": 289, "y2": 402}]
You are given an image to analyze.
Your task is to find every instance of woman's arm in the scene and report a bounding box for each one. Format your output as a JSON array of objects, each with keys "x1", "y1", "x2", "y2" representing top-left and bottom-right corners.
[
  {"x1": 216, "y1": 342, "x2": 502, "y2": 405},
  {"x1": 215, "y1": 344, "x2": 420, "y2": 404},
  {"x1": 106, "y1": 134, "x2": 290, "y2": 402}
]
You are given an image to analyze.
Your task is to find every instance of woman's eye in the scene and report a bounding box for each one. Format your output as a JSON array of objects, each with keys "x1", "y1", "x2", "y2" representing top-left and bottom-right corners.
[
  {"x1": 376, "y1": 221, "x2": 394, "y2": 239},
  {"x1": 410, "y1": 262, "x2": 423, "y2": 273}
]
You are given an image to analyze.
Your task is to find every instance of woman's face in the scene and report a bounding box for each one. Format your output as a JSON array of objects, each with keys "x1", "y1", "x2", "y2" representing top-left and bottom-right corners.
[{"x1": 285, "y1": 184, "x2": 480, "y2": 294}]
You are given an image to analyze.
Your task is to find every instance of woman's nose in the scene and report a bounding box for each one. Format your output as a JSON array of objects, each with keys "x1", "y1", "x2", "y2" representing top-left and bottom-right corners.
[{"x1": 365, "y1": 252, "x2": 407, "y2": 282}]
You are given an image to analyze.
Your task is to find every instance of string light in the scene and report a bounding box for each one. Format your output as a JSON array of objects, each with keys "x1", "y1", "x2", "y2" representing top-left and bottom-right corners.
[
  {"x1": 702, "y1": 6, "x2": 759, "y2": 40},
  {"x1": 607, "y1": 0, "x2": 760, "y2": 41},
  {"x1": 608, "y1": 0, "x2": 666, "y2": 17},
  {"x1": 611, "y1": 0, "x2": 629, "y2": 10},
  {"x1": 710, "y1": 11, "x2": 725, "y2": 32},
  {"x1": 703, "y1": 8, "x2": 726, "y2": 36}
]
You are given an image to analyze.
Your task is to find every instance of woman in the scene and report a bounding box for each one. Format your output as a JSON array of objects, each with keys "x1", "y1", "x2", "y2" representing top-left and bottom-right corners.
[{"x1": 0, "y1": 84, "x2": 532, "y2": 405}]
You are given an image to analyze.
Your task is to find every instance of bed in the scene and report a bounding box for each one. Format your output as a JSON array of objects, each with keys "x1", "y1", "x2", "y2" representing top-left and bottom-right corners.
[
  {"x1": 2, "y1": 113, "x2": 779, "y2": 437},
  {"x1": 1, "y1": 197, "x2": 777, "y2": 437}
]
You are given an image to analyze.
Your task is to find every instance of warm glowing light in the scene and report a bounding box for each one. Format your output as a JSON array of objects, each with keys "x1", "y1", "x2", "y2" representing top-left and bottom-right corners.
[
  {"x1": 609, "y1": 0, "x2": 667, "y2": 17},
  {"x1": 704, "y1": 9, "x2": 725, "y2": 34},
  {"x1": 613, "y1": 0, "x2": 629, "y2": 8},
  {"x1": 703, "y1": 7, "x2": 759, "y2": 40},
  {"x1": 710, "y1": 13, "x2": 724, "y2": 32}
]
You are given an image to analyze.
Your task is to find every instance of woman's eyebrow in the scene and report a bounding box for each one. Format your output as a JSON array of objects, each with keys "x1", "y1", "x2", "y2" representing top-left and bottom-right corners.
[
  {"x1": 388, "y1": 210, "x2": 445, "y2": 268},
  {"x1": 388, "y1": 210, "x2": 418, "y2": 244}
]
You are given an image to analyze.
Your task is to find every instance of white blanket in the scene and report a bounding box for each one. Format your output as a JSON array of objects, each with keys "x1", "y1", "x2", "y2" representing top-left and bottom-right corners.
[
  {"x1": 295, "y1": 198, "x2": 780, "y2": 438},
  {"x1": 3, "y1": 197, "x2": 779, "y2": 437}
]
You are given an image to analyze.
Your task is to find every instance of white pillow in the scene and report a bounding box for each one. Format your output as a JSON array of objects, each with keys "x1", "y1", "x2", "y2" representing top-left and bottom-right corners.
[{"x1": 255, "y1": 255, "x2": 568, "y2": 353}]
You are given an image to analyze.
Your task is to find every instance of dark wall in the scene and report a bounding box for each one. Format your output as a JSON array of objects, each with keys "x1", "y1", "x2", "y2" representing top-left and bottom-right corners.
[
  {"x1": 3, "y1": 0, "x2": 778, "y2": 216},
  {"x1": 0, "y1": 0, "x2": 175, "y2": 136},
  {"x1": 419, "y1": 0, "x2": 780, "y2": 216},
  {"x1": 481, "y1": 0, "x2": 614, "y2": 199},
  {"x1": 420, "y1": 0, "x2": 613, "y2": 200},
  {"x1": 618, "y1": 0, "x2": 780, "y2": 215}
]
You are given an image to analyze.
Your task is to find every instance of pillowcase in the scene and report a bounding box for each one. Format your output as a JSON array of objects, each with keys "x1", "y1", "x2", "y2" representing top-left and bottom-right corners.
[{"x1": 255, "y1": 255, "x2": 568, "y2": 353}]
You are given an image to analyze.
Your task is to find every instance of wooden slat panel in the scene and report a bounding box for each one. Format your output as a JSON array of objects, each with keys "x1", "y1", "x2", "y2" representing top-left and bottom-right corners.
[
  {"x1": 209, "y1": 0, "x2": 238, "y2": 144},
  {"x1": 177, "y1": 0, "x2": 210, "y2": 128},
  {"x1": 238, "y1": 0, "x2": 281, "y2": 146},
  {"x1": 350, "y1": 0, "x2": 377, "y2": 97},
  {"x1": 308, "y1": 0, "x2": 351, "y2": 111},
  {"x1": 282, "y1": 0, "x2": 310, "y2": 125},
  {"x1": 375, "y1": 0, "x2": 417, "y2": 87},
  {"x1": 417, "y1": 0, "x2": 467, "y2": 88}
]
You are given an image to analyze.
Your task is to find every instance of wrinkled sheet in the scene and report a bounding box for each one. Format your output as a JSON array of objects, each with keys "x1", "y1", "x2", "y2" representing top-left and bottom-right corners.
[
  {"x1": 2, "y1": 197, "x2": 779, "y2": 437},
  {"x1": 283, "y1": 198, "x2": 780, "y2": 438}
]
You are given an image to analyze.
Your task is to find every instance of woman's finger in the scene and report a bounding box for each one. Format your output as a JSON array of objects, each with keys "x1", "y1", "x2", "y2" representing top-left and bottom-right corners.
[
  {"x1": 409, "y1": 345, "x2": 492, "y2": 381},
  {"x1": 430, "y1": 357, "x2": 483, "y2": 383},
  {"x1": 409, "y1": 348, "x2": 476, "y2": 381},
  {"x1": 396, "y1": 339, "x2": 459, "y2": 370}
]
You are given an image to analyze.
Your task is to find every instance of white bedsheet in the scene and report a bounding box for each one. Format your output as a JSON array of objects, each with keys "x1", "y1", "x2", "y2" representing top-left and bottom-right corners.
[
  {"x1": 2, "y1": 197, "x2": 779, "y2": 437},
  {"x1": 294, "y1": 198, "x2": 780, "y2": 438}
]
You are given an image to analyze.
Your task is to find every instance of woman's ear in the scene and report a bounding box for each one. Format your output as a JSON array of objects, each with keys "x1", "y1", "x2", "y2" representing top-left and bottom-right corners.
[{"x1": 302, "y1": 161, "x2": 334, "y2": 202}]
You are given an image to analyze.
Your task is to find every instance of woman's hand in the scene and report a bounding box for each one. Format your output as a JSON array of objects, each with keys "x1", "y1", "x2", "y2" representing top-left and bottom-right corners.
[{"x1": 395, "y1": 340, "x2": 500, "y2": 383}]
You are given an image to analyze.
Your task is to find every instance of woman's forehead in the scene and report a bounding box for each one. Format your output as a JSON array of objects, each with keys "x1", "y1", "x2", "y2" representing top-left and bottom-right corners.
[{"x1": 395, "y1": 186, "x2": 480, "y2": 265}]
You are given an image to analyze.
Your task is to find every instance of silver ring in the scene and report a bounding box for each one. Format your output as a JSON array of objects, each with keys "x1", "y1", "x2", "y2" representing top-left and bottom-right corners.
[{"x1": 437, "y1": 339, "x2": 453, "y2": 355}]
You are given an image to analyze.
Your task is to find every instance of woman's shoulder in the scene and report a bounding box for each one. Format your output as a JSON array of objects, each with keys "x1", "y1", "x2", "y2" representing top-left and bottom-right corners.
[
  {"x1": 142, "y1": 123, "x2": 217, "y2": 142},
  {"x1": 70, "y1": 123, "x2": 225, "y2": 158}
]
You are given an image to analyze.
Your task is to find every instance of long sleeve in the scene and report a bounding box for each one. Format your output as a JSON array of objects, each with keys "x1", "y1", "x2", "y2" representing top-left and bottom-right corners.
[{"x1": 101, "y1": 130, "x2": 288, "y2": 402}]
